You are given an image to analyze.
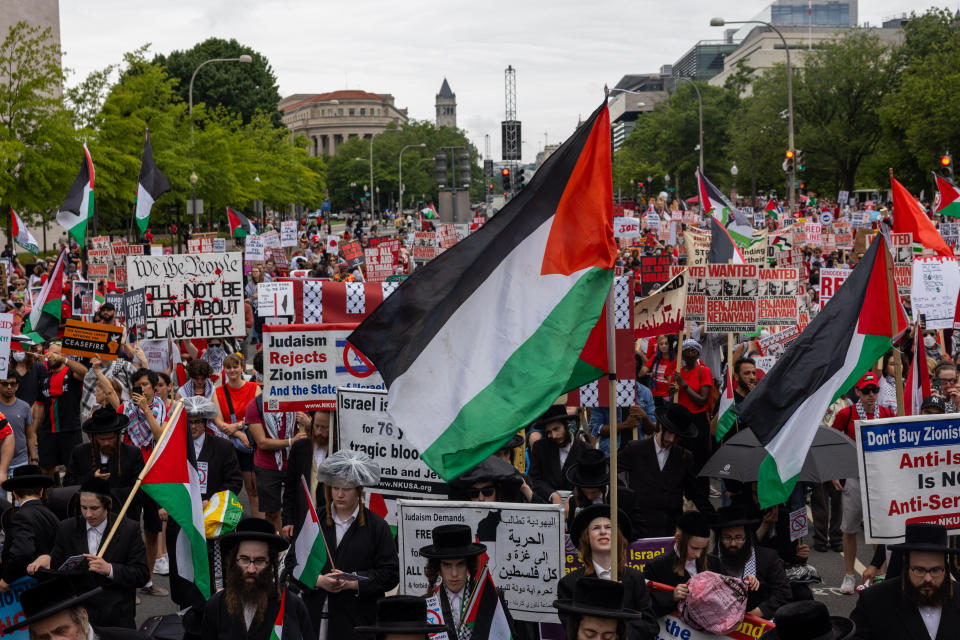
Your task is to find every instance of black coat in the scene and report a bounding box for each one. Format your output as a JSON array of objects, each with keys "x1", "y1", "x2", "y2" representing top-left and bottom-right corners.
[
  {"x1": 49, "y1": 514, "x2": 149, "y2": 629},
  {"x1": 296, "y1": 507, "x2": 399, "y2": 640},
  {"x1": 64, "y1": 443, "x2": 144, "y2": 516},
  {"x1": 197, "y1": 435, "x2": 243, "y2": 501},
  {"x1": 707, "y1": 546, "x2": 792, "y2": 619},
  {"x1": 201, "y1": 587, "x2": 313, "y2": 640},
  {"x1": 558, "y1": 567, "x2": 659, "y2": 640},
  {"x1": 642, "y1": 550, "x2": 696, "y2": 618},
  {"x1": 850, "y1": 576, "x2": 960, "y2": 640},
  {"x1": 527, "y1": 437, "x2": 590, "y2": 498},
  {"x1": 1, "y1": 500, "x2": 60, "y2": 583},
  {"x1": 436, "y1": 583, "x2": 517, "y2": 640},
  {"x1": 618, "y1": 438, "x2": 714, "y2": 537},
  {"x1": 281, "y1": 439, "x2": 325, "y2": 531}
]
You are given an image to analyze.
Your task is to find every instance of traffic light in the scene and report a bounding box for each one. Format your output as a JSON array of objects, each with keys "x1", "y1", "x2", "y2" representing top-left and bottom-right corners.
[
  {"x1": 516, "y1": 167, "x2": 526, "y2": 190},
  {"x1": 784, "y1": 149, "x2": 795, "y2": 173},
  {"x1": 795, "y1": 149, "x2": 805, "y2": 172},
  {"x1": 501, "y1": 167, "x2": 511, "y2": 192},
  {"x1": 941, "y1": 153, "x2": 953, "y2": 177},
  {"x1": 434, "y1": 152, "x2": 447, "y2": 188},
  {"x1": 457, "y1": 150, "x2": 471, "y2": 187}
]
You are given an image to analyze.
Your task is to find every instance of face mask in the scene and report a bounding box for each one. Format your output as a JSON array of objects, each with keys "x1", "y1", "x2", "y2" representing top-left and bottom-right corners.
[
  {"x1": 924, "y1": 335, "x2": 937, "y2": 348},
  {"x1": 11, "y1": 351, "x2": 25, "y2": 362}
]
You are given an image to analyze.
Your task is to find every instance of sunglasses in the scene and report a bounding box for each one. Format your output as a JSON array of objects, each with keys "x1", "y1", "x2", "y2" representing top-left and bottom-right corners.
[
  {"x1": 466, "y1": 486, "x2": 496, "y2": 499},
  {"x1": 0, "y1": 381, "x2": 17, "y2": 387},
  {"x1": 860, "y1": 386, "x2": 880, "y2": 394}
]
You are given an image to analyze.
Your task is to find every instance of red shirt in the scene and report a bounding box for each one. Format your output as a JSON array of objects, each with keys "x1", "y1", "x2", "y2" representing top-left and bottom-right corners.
[
  {"x1": 646, "y1": 355, "x2": 676, "y2": 398},
  {"x1": 678, "y1": 362, "x2": 712, "y2": 414},
  {"x1": 215, "y1": 381, "x2": 258, "y2": 424},
  {"x1": 831, "y1": 404, "x2": 894, "y2": 441}
]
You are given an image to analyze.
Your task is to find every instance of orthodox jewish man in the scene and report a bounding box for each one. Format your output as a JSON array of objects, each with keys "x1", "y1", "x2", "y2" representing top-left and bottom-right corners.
[
  {"x1": 354, "y1": 595, "x2": 451, "y2": 640},
  {"x1": 554, "y1": 576, "x2": 647, "y2": 640}
]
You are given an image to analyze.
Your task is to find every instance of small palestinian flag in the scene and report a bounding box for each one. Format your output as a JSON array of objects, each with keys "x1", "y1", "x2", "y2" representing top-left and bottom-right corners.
[
  {"x1": 932, "y1": 172, "x2": 960, "y2": 218},
  {"x1": 697, "y1": 168, "x2": 753, "y2": 246},
  {"x1": 715, "y1": 363, "x2": 737, "y2": 441},
  {"x1": 736, "y1": 232, "x2": 908, "y2": 507},
  {"x1": 10, "y1": 208, "x2": 39, "y2": 255},
  {"x1": 707, "y1": 216, "x2": 745, "y2": 265},
  {"x1": 24, "y1": 246, "x2": 66, "y2": 342},
  {"x1": 269, "y1": 589, "x2": 286, "y2": 640},
  {"x1": 227, "y1": 207, "x2": 256, "y2": 238},
  {"x1": 423, "y1": 204, "x2": 438, "y2": 219},
  {"x1": 56, "y1": 144, "x2": 95, "y2": 245},
  {"x1": 460, "y1": 566, "x2": 513, "y2": 639},
  {"x1": 134, "y1": 130, "x2": 172, "y2": 235},
  {"x1": 291, "y1": 476, "x2": 329, "y2": 588},
  {"x1": 764, "y1": 198, "x2": 781, "y2": 216}
]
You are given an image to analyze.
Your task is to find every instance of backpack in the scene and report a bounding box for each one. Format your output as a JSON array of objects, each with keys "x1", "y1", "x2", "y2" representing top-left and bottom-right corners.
[{"x1": 677, "y1": 571, "x2": 748, "y2": 635}]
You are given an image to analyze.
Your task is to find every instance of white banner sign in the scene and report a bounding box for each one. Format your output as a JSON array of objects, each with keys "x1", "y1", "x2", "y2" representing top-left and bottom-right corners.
[
  {"x1": 0, "y1": 313, "x2": 12, "y2": 374},
  {"x1": 257, "y1": 281, "x2": 295, "y2": 318},
  {"x1": 281, "y1": 221, "x2": 298, "y2": 248},
  {"x1": 818, "y1": 268, "x2": 850, "y2": 310},
  {"x1": 614, "y1": 216, "x2": 640, "y2": 238},
  {"x1": 245, "y1": 235, "x2": 265, "y2": 261},
  {"x1": 126, "y1": 253, "x2": 245, "y2": 340},
  {"x1": 911, "y1": 257, "x2": 960, "y2": 330}
]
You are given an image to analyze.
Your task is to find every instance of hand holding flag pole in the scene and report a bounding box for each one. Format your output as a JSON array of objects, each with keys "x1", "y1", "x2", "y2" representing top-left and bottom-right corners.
[{"x1": 97, "y1": 400, "x2": 185, "y2": 557}]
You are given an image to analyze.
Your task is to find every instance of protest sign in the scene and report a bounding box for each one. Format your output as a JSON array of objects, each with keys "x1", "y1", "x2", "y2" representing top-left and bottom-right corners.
[
  {"x1": 188, "y1": 237, "x2": 214, "y2": 254},
  {"x1": 754, "y1": 355, "x2": 777, "y2": 373},
  {"x1": 683, "y1": 211, "x2": 700, "y2": 226},
  {"x1": 280, "y1": 220, "x2": 298, "y2": 247},
  {"x1": 122, "y1": 288, "x2": 147, "y2": 342},
  {"x1": 789, "y1": 507, "x2": 809, "y2": 541},
  {"x1": 104, "y1": 293, "x2": 124, "y2": 319},
  {"x1": 71, "y1": 281, "x2": 94, "y2": 317},
  {"x1": 613, "y1": 216, "x2": 640, "y2": 238},
  {"x1": 0, "y1": 575, "x2": 38, "y2": 640},
  {"x1": 244, "y1": 235, "x2": 265, "y2": 261},
  {"x1": 397, "y1": 499, "x2": 564, "y2": 623},
  {"x1": 212, "y1": 237, "x2": 226, "y2": 253},
  {"x1": 645, "y1": 211, "x2": 661, "y2": 236},
  {"x1": 683, "y1": 227, "x2": 711, "y2": 266},
  {"x1": 88, "y1": 236, "x2": 112, "y2": 278},
  {"x1": 635, "y1": 269, "x2": 687, "y2": 339},
  {"x1": 436, "y1": 224, "x2": 458, "y2": 250},
  {"x1": 892, "y1": 232, "x2": 913, "y2": 296},
  {"x1": 412, "y1": 231, "x2": 438, "y2": 263},
  {"x1": 62, "y1": 319, "x2": 124, "y2": 360},
  {"x1": 638, "y1": 255, "x2": 671, "y2": 296},
  {"x1": 857, "y1": 414, "x2": 960, "y2": 543},
  {"x1": 656, "y1": 613, "x2": 775, "y2": 640},
  {"x1": 340, "y1": 240, "x2": 365, "y2": 268},
  {"x1": 675, "y1": 265, "x2": 706, "y2": 324},
  {"x1": 774, "y1": 248, "x2": 802, "y2": 269},
  {"x1": 743, "y1": 230, "x2": 767, "y2": 266},
  {"x1": 261, "y1": 323, "x2": 385, "y2": 411},
  {"x1": 823, "y1": 233, "x2": 837, "y2": 256},
  {"x1": 818, "y1": 268, "x2": 850, "y2": 310},
  {"x1": 564, "y1": 536, "x2": 671, "y2": 576},
  {"x1": 705, "y1": 264, "x2": 758, "y2": 333},
  {"x1": 326, "y1": 235, "x2": 340, "y2": 255},
  {"x1": 834, "y1": 221, "x2": 853, "y2": 248},
  {"x1": 941, "y1": 222, "x2": 959, "y2": 248},
  {"x1": 262, "y1": 230, "x2": 280, "y2": 249},
  {"x1": 851, "y1": 211, "x2": 868, "y2": 228},
  {"x1": 804, "y1": 222, "x2": 822, "y2": 245},
  {"x1": 336, "y1": 389, "x2": 446, "y2": 499},
  {"x1": 758, "y1": 268, "x2": 799, "y2": 327},
  {"x1": 364, "y1": 248, "x2": 394, "y2": 282},
  {"x1": 0, "y1": 313, "x2": 11, "y2": 373},
  {"x1": 266, "y1": 248, "x2": 289, "y2": 275},
  {"x1": 753, "y1": 211, "x2": 765, "y2": 228},
  {"x1": 758, "y1": 325, "x2": 801, "y2": 360},
  {"x1": 257, "y1": 281, "x2": 295, "y2": 318},
  {"x1": 911, "y1": 257, "x2": 960, "y2": 329},
  {"x1": 838, "y1": 189, "x2": 849, "y2": 205},
  {"x1": 126, "y1": 252, "x2": 245, "y2": 340}
]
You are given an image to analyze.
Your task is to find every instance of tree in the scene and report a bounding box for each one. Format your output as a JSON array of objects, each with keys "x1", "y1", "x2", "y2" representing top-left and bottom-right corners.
[{"x1": 154, "y1": 38, "x2": 282, "y2": 127}]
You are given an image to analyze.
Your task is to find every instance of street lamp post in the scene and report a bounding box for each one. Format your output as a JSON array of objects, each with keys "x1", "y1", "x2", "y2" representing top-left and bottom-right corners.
[
  {"x1": 711, "y1": 17, "x2": 794, "y2": 211},
  {"x1": 367, "y1": 135, "x2": 375, "y2": 221},
  {"x1": 677, "y1": 77, "x2": 704, "y2": 173},
  {"x1": 189, "y1": 172, "x2": 198, "y2": 232},
  {"x1": 398, "y1": 143, "x2": 426, "y2": 219},
  {"x1": 731, "y1": 163, "x2": 739, "y2": 201}
]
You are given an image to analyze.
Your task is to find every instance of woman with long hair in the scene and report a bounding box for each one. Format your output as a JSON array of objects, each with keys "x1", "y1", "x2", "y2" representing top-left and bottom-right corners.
[
  {"x1": 643, "y1": 334, "x2": 677, "y2": 408},
  {"x1": 641, "y1": 511, "x2": 712, "y2": 617}
]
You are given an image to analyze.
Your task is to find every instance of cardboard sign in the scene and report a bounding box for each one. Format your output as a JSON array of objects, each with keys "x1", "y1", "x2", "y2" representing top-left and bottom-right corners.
[
  {"x1": 911, "y1": 257, "x2": 960, "y2": 330},
  {"x1": 0, "y1": 313, "x2": 12, "y2": 373},
  {"x1": 436, "y1": 224, "x2": 458, "y2": 250},
  {"x1": 88, "y1": 236, "x2": 112, "y2": 278},
  {"x1": 261, "y1": 323, "x2": 385, "y2": 411},
  {"x1": 262, "y1": 230, "x2": 281, "y2": 249},
  {"x1": 104, "y1": 293, "x2": 124, "y2": 320},
  {"x1": 705, "y1": 264, "x2": 758, "y2": 332},
  {"x1": 758, "y1": 325, "x2": 801, "y2": 360},
  {"x1": 62, "y1": 319, "x2": 124, "y2": 360},
  {"x1": 280, "y1": 220, "x2": 298, "y2": 248},
  {"x1": 188, "y1": 237, "x2": 213, "y2": 254},
  {"x1": 804, "y1": 222, "x2": 822, "y2": 245},
  {"x1": 638, "y1": 255, "x2": 671, "y2": 296},
  {"x1": 818, "y1": 268, "x2": 850, "y2": 310},
  {"x1": 941, "y1": 223, "x2": 959, "y2": 248},
  {"x1": 645, "y1": 211, "x2": 661, "y2": 237},
  {"x1": 397, "y1": 499, "x2": 564, "y2": 623},
  {"x1": 244, "y1": 235, "x2": 265, "y2": 261},
  {"x1": 789, "y1": 507, "x2": 809, "y2": 542},
  {"x1": 70, "y1": 281, "x2": 94, "y2": 317},
  {"x1": 364, "y1": 247, "x2": 394, "y2": 282},
  {"x1": 122, "y1": 288, "x2": 148, "y2": 342},
  {"x1": 635, "y1": 269, "x2": 686, "y2": 339},
  {"x1": 683, "y1": 227, "x2": 711, "y2": 266},
  {"x1": 743, "y1": 230, "x2": 768, "y2": 266},
  {"x1": 126, "y1": 253, "x2": 245, "y2": 340},
  {"x1": 412, "y1": 232, "x2": 438, "y2": 262},
  {"x1": 758, "y1": 268, "x2": 799, "y2": 327},
  {"x1": 340, "y1": 240, "x2": 364, "y2": 268},
  {"x1": 678, "y1": 265, "x2": 707, "y2": 323},
  {"x1": 614, "y1": 216, "x2": 640, "y2": 238},
  {"x1": 212, "y1": 237, "x2": 227, "y2": 253},
  {"x1": 326, "y1": 235, "x2": 340, "y2": 255},
  {"x1": 257, "y1": 281, "x2": 295, "y2": 318},
  {"x1": 892, "y1": 232, "x2": 913, "y2": 296}
]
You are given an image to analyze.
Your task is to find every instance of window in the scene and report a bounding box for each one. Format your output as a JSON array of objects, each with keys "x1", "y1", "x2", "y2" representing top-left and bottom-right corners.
[
  {"x1": 349, "y1": 108, "x2": 355, "y2": 116},
  {"x1": 360, "y1": 108, "x2": 366, "y2": 116},
  {"x1": 338, "y1": 108, "x2": 343, "y2": 116}
]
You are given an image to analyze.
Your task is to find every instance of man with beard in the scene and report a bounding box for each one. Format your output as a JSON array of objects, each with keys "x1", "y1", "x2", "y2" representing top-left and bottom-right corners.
[
  {"x1": 202, "y1": 517, "x2": 313, "y2": 640},
  {"x1": 528, "y1": 406, "x2": 589, "y2": 500},
  {"x1": 281, "y1": 410, "x2": 332, "y2": 540},
  {"x1": 850, "y1": 523, "x2": 960, "y2": 639},
  {"x1": 64, "y1": 408, "x2": 143, "y2": 509},
  {"x1": 707, "y1": 506, "x2": 791, "y2": 619}
]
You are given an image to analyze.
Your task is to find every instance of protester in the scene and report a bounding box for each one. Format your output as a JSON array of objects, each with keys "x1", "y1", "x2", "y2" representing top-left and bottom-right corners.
[
  {"x1": 37, "y1": 342, "x2": 88, "y2": 476},
  {"x1": 64, "y1": 408, "x2": 143, "y2": 513},
  {"x1": 0, "y1": 464, "x2": 59, "y2": 589},
  {"x1": 554, "y1": 576, "x2": 646, "y2": 640},
  {"x1": 642, "y1": 334, "x2": 677, "y2": 408},
  {"x1": 642, "y1": 510, "x2": 712, "y2": 617},
  {"x1": 281, "y1": 410, "x2": 331, "y2": 540},
  {"x1": 355, "y1": 595, "x2": 451, "y2": 640},
  {"x1": 669, "y1": 339, "x2": 712, "y2": 484},
  {"x1": 213, "y1": 353, "x2": 260, "y2": 516},
  {"x1": 760, "y1": 601, "x2": 854, "y2": 640},
  {"x1": 0, "y1": 369, "x2": 32, "y2": 475},
  {"x1": 528, "y1": 405, "x2": 589, "y2": 500}
]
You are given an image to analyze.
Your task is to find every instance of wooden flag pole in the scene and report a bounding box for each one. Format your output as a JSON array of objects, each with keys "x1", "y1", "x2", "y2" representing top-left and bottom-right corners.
[
  {"x1": 605, "y1": 280, "x2": 620, "y2": 581},
  {"x1": 97, "y1": 400, "x2": 184, "y2": 557},
  {"x1": 882, "y1": 234, "x2": 905, "y2": 415},
  {"x1": 301, "y1": 476, "x2": 337, "y2": 572}
]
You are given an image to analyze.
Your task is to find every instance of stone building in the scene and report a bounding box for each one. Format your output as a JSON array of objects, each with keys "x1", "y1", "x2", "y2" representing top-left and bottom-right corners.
[{"x1": 435, "y1": 78, "x2": 456, "y2": 129}]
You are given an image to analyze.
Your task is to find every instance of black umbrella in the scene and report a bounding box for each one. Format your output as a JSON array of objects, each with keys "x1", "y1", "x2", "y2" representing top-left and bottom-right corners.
[{"x1": 699, "y1": 426, "x2": 858, "y2": 483}]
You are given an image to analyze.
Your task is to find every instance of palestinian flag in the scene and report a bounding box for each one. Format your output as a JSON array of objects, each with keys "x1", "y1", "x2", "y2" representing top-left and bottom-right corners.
[
  {"x1": 140, "y1": 405, "x2": 211, "y2": 598},
  {"x1": 269, "y1": 589, "x2": 286, "y2": 640},
  {"x1": 707, "y1": 216, "x2": 745, "y2": 264},
  {"x1": 291, "y1": 476, "x2": 328, "y2": 588},
  {"x1": 934, "y1": 173, "x2": 960, "y2": 219},
  {"x1": 227, "y1": 207, "x2": 256, "y2": 238},
  {"x1": 423, "y1": 204, "x2": 438, "y2": 219},
  {"x1": 348, "y1": 102, "x2": 616, "y2": 481},
  {"x1": 134, "y1": 130, "x2": 172, "y2": 235},
  {"x1": 770, "y1": 233, "x2": 792, "y2": 252},
  {"x1": 697, "y1": 168, "x2": 753, "y2": 246},
  {"x1": 56, "y1": 144, "x2": 95, "y2": 245},
  {"x1": 735, "y1": 232, "x2": 907, "y2": 507},
  {"x1": 460, "y1": 566, "x2": 513, "y2": 639},
  {"x1": 764, "y1": 199, "x2": 781, "y2": 216},
  {"x1": 904, "y1": 327, "x2": 932, "y2": 416},
  {"x1": 715, "y1": 363, "x2": 737, "y2": 441},
  {"x1": 10, "y1": 208, "x2": 39, "y2": 255},
  {"x1": 23, "y1": 246, "x2": 66, "y2": 342},
  {"x1": 892, "y1": 175, "x2": 952, "y2": 258}
]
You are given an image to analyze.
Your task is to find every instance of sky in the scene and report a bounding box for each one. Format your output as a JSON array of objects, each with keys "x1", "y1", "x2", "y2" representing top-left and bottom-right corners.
[{"x1": 60, "y1": 0, "x2": 924, "y2": 163}]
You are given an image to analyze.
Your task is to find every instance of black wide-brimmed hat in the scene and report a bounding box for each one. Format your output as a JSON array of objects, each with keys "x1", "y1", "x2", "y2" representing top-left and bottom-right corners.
[
  {"x1": 565, "y1": 449, "x2": 609, "y2": 488},
  {"x1": 220, "y1": 517, "x2": 290, "y2": 554},
  {"x1": 2, "y1": 464, "x2": 54, "y2": 491},
  {"x1": 712, "y1": 505, "x2": 759, "y2": 531},
  {"x1": 569, "y1": 503, "x2": 632, "y2": 545},
  {"x1": 418, "y1": 524, "x2": 487, "y2": 560},
  {"x1": 497, "y1": 434, "x2": 524, "y2": 451},
  {"x1": 81, "y1": 407, "x2": 130, "y2": 435},
  {"x1": 677, "y1": 510, "x2": 712, "y2": 538},
  {"x1": 554, "y1": 576, "x2": 643, "y2": 620},
  {"x1": 655, "y1": 404, "x2": 698, "y2": 438},
  {"x1": 890, "y1": 523, "x2": 960, "y2": 555},
  {"x1": 78, "y1": 477, "x2": 112, "y2": 499},
  {"x1": 530, "y1": 405, "x2": 575, "y2": 429},
  {"x1": 760, "y1": 601, "x2": 855, "y2": 640},
  {"x1": 354, "y1": 595, "x2": 451, "y2": 635},
  {"x1": 4, "y1": 574, "x2": 103, "y2": 633}
]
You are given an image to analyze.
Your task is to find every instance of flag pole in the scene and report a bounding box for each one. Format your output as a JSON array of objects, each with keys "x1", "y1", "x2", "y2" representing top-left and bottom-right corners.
[
  {"x1": 301, "y1": 476, "x2": 337, "y2": 572},
  {"x1": 605, "y1": 279, "x2": 619, "y2": 581},
  {"x1": 97, "y1": 400, "x2": 184, "y2": 557},
  {"x1": 884, "y1": 173, "x2": 905, "y2": 417}
]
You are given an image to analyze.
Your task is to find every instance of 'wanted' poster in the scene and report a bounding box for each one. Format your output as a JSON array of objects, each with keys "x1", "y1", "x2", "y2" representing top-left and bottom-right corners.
[
  {"x1": 757, "y1": 268, "x2": 799, "y2": 327},
  {"x1": 705, "y1": 264, "x2": 758, "y2": 333}
]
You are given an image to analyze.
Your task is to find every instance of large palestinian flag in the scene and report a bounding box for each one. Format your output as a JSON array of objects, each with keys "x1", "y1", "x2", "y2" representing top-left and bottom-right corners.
[
  {"x1": 934, "y1": 173, "x2": 960, "y2": 219},
  {"x1": 23, "y1": 246, "x2": 66, "y2": 342},
  {"x1": 10, "y1": 208, "x2": 39, "y2": 255},
  {"x1": 56, "y1": 144, "x2": 95, "y2": 245},
  {"x1": 134, "y1": 130, "x2": 172, "y2": 235},
  {"x1": 736, "y1": 232, "x2": 907, "y2": 507},
  {"x1": 707, "y1": 216, "x2": 745, "y2": 264},
  {"x1": 697, "y1": 168, "x2": 753, "y2": 246},
  {"x1": 227, "y1": 207, "x2": 256, "y2": 238},
  {"x1": 349, "y1": 102, "x2": 616, "y2": 481}
]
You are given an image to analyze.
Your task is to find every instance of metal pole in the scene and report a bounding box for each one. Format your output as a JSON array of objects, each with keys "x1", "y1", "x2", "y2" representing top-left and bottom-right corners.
[
  {"x1": 679, "y1": 77, "x2": 704, "y2": 173},
  {"x1": 369, "y1": 135, "x2": 375, "y2": 221},
  {"x1": 398, "y1": 144, "x2": 425, "y2": 221}
]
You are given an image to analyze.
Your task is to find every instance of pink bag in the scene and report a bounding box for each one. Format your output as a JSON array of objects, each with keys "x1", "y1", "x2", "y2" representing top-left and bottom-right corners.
[{"x1": 677, "y1": 571, "x2": 748, "y2": 634}]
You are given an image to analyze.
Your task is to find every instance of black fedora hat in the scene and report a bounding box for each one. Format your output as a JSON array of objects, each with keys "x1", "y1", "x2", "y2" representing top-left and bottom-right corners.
[
  {"x1": 890, "y1": 523, "x2": 960, "y2": 555},
  {"x1": 554, "y1": 576, "x2": 643, "y2": 620},
  {"x1": 498, "y1": 434, "x2": 524, "y2": 451},
  {"x1": 530, "y1": 405, "x2": 575, "y2": 429},
  {"x1": 712, "y1": 505, "x2": 760, "y2": 531},
  {"x1": 220, "y1": 517, "x2": 290, "y2": 554},
  {"x1": 4, "y1": 574, "x2": 102, "y2": 633},
  {"x1": 677, "y1": 510, "x2": 712, "y2": 538},
  {"x1": 760, "y1": 601, "x2": 855, "y2": 640},
  {"x1": 79, "y1": 477, "x2": 112, "y2": 499},
  {"x1": 2, "y1": 464, "x2": 54, "y2": 492},
  {"x1": 655, "y1": 404, "x2": 698, "y2": 438},
  {"x1": 565, "y1": 449, "x2": 609, "y2": 488},
  {"x1": 419, "y1": 524, "x2": 487, "y2": 560},
  {"x1": 354, "y1": 595, "x2": 450, "y2": 635},
  {"x1": 569, "y1": 503, "x2": 632, "y2": 545},
  {"x1": 81, "y1": 407, "x2": 130, "y2": 435}
]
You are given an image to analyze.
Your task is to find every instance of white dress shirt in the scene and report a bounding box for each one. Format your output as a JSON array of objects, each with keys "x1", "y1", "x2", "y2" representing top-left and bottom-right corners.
[
  {"x1": 918, "y1": 605, "x2": 941, "y2": 640},
  {"x1": 445, "y1": 585, "x2": 465, "y2": 624},
  {"x1": 592, "y1": 560, "x2": 612, "y2": 581},
  {"x1": 193, "y1": 433, "x2": 206, "y2": 459},
  {"x1": 654, "y1": 439, "x2": 670, "y2": 471},
  {"x1": 559, "y1": 441, "x2": 573, "y2": 469},
  {"x1": 86, "y1": 520, "x2": 113, "y2": 579}
]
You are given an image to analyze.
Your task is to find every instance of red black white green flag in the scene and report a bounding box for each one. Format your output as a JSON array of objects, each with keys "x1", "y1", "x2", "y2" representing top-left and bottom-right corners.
[
  {"x1": 56, "y1": 144, "x2": 95, "y2": 245},
  {"x1": 227, "y1": 207, "x2": 256, "y2": 238},
  {"x1": 934, "y1": 172, "x2": 960, "y2": 219},
  {"x1": 24, "y1": 246, "x2": 66, "y2": 342}
]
